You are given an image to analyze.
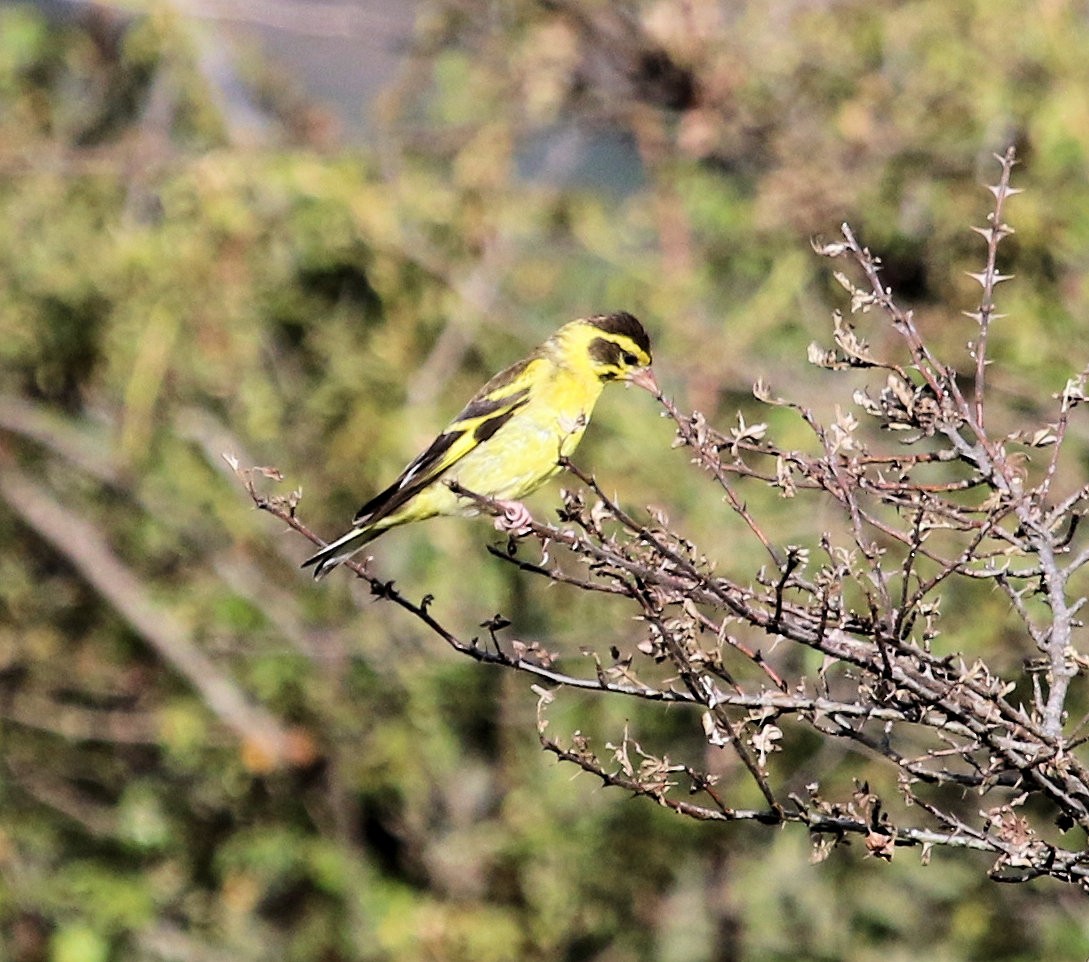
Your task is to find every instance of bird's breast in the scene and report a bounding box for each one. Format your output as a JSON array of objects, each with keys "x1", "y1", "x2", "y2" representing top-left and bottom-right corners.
[{"x1": 450, "y1": 367, "x2": 602, "y2": 501}]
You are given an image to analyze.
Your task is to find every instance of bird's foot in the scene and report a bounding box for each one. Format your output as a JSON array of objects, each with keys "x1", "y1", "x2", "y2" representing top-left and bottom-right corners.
[{"x1": 493, "y1": 499, "x2": 534, "y2": 535}]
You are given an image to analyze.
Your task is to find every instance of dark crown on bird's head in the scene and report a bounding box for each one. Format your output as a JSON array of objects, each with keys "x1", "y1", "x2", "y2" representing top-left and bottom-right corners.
[
  {"x1": 585, "y1": 312, "x2": 652, "y2": 357},
  {"x1": 577, "y1": 311, "x2": 653, "y2": 380}
]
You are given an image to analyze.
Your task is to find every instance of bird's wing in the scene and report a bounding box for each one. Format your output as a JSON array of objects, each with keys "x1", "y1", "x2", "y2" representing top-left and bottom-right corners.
[{"x1": 352, "y1": 354, "x2": 539, "y2": 527}]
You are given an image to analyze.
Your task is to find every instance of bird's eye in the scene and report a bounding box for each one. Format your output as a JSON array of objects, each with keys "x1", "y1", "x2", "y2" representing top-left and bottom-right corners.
[{"x1": 622, "y1": 352, "x2": 638, "y2": 366}]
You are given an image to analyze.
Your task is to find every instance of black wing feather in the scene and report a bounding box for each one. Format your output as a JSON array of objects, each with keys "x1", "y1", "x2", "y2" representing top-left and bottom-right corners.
[
  {"x1": 353, "y1": 429, "x2": 462, "y2": 524},
  {"x1": 351, "y1": 356, "x2": 536, "y2": 527}
]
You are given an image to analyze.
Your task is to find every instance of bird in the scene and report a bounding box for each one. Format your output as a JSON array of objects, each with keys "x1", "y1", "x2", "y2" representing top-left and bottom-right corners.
[{"x1": 302, "y1": 311, "x2": 658, "y2": 578}]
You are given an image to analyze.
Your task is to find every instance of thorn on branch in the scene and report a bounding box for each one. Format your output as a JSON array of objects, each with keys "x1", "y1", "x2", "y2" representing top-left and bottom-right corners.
[
  {"x1": 370, "y1": 579, "x2": 396, "y2": 599},
  {"x1": 480, "y1": 613, "x2": 512, "y2": 650}
]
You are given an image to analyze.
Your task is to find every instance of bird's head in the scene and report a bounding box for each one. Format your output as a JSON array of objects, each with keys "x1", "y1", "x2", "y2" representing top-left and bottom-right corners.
[{"x1": 556, "y1": 312, "x2": 658, "y2": 395}]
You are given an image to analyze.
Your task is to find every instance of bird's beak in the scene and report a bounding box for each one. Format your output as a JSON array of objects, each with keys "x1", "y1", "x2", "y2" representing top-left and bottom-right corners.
[{"x1": 628, "y1": 366, "x2": 660, "y2": 396}]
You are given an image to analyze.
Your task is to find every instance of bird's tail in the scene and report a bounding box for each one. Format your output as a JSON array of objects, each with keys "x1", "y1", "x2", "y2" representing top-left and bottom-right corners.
[{"x1": 301, "y1": 524, "x2": 383, "y2": 579}]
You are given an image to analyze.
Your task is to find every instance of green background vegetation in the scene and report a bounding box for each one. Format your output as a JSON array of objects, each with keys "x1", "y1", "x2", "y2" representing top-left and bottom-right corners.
[{"x1": 2, "y1": 1, "x2": 1089, "y2": 959}]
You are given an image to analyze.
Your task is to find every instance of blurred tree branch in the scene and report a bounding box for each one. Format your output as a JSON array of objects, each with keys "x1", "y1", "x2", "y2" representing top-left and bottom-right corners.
[{"x1": 0, "y1": 463, "x2": 314, "y2": 771}]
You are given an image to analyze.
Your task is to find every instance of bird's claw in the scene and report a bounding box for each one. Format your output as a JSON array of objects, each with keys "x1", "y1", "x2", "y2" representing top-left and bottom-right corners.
[{"x1": 494, "y1": 500, "x2": 534, "y2": 535}]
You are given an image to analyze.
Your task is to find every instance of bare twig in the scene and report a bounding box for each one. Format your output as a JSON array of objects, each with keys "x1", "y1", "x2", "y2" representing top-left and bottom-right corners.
[{"x1": 232, "y1": 147, "x2": 1089, "y2": 886}]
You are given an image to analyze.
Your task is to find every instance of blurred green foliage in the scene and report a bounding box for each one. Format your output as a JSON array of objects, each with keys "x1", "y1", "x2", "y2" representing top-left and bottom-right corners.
[{"x1": 3, "y1": 1, "x2": 1089, "y2": 960}]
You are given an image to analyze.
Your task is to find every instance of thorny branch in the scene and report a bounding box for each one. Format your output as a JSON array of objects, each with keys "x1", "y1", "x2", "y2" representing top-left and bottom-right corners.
[{"x1": 243, "y1": 148, "x2": 1089, "y2": 887}]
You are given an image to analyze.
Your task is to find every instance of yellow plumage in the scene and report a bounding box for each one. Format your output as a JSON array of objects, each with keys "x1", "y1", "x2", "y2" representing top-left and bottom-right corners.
[{"x1": 303, "y1": 312, "x2": 656, "y2": 578}]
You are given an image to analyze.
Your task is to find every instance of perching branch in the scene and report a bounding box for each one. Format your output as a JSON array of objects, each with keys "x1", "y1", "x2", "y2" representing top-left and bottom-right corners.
[{"x1": 242, "y1": 147, "x2": 1089, "y2": 887}]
